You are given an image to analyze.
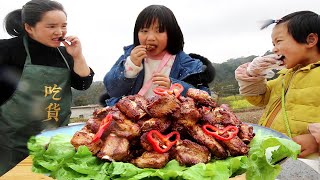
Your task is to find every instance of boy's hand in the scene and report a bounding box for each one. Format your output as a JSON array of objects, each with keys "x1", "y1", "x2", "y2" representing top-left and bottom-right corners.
[
  {"x1": 246, "y1": 54, "x2": 282, "y2": 77},
  {"x1": 292, "y1": 134, "x2": 319, "y2": 158},
  {"x1": 130, "y1": 45, "x2": 147, "y2": 67}
]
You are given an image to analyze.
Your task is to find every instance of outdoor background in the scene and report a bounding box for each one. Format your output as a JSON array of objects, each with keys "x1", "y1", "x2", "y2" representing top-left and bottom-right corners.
[
  {"x1": 1, "y1": 0, "x2": 319, "y2": 123},
  {"x1": 1, "y1": 0, "x2": 320, "y2": 81}
]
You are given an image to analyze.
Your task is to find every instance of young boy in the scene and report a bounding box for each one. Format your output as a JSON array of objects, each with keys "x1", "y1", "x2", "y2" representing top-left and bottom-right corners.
[{"x1": 235, "y1": 11, "x2": 320, "y2": 158}]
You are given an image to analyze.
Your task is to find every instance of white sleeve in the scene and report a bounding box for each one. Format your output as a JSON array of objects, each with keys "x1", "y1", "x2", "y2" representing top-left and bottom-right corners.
[{"x1": 124, "y1": 56, "x2": 143, "y2": 78}]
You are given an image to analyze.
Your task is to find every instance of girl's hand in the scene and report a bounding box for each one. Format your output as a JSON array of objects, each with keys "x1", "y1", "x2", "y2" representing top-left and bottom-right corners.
[
  {"x1": 152, "y1": 73, "x2": 171, "y2": 89},
  {"x1": 62, "y1": 36, "x2": 83, "y2": 60},
  {"x1": 130, "y1": 45, "x2": 147, "y2": 66},
  {"x1": 293, "y1": 134, "x2": 319, "y2": 158}
]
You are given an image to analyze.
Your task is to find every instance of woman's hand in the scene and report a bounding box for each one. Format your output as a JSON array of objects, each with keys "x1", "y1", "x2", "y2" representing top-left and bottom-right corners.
[
  {"x1": 130, "y1": 45, "x2": 147, "y2": 67},
  {"x1": 292, "y1": 134, "x2": 319, "y2": 158},
  {"x1": 62, "y1": 36, "x2": 90, "y2": 77},
  {"x1": 152, "y1": 73, "x2": 171, "y2": 89},
  {"x1": 62, "y1": 36, "x2": 83, "y2": 60}
]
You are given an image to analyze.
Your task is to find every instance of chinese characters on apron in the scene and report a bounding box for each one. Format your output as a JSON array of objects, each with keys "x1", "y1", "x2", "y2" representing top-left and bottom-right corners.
[{"x1": 0, "y1": 36, "x2": 72, "y2": 175}]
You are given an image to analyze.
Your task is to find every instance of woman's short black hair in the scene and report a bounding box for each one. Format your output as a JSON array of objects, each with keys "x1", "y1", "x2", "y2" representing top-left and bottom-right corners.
[
  {"x1": 278, "y1": 11, "x2": 320, "y2": 49},
  {"x1": 4, "y1": 0, "x2": 66, "y2": 37},
  {"x1": 133, "y1": 5, "x2": 184, "y2": 54}
]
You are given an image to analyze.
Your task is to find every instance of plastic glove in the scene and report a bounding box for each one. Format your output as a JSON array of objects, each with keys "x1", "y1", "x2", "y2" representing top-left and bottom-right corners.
[
  {"x1": 247, "y1": 54, "x2": 284, "y2": 78},
  {"x1": 235, "y1": 63, "x2": 267, "y2": 95}
]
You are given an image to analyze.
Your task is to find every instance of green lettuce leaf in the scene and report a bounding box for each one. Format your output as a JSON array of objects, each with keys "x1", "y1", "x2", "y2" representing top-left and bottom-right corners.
[
  {"x1": 28, "y1": 132, "x2": 300, "y2": 180},
  {"x1": 245, "y1": 132, "x2": 301, "y2": 180}
]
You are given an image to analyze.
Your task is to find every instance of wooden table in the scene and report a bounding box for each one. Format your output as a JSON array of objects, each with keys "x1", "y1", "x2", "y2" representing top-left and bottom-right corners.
[{"x1": 0, "y1": 156, "x2": 52, "y2": 180}]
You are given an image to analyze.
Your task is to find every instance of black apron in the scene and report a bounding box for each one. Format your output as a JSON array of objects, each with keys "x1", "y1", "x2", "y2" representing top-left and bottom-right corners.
[{"x1": 0, "y1": 37, "x2": 72, "y2": 175}]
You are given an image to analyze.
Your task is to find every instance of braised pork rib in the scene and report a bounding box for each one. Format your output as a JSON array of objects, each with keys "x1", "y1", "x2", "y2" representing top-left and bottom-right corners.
[{"x1": 70, "y1": 87, "x2": 255, "y2": 169}]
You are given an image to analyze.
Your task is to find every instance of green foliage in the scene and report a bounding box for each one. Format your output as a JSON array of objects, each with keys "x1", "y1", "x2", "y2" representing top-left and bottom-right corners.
[
  {"x1": 221, "y1": 95, "x2": 243, "y2": 101},
  {"x1": 71, "y1": 52, "x2": 273, "y2": 106},
  {"x1": 210, "y1": 55, "x2": 257, "y2": 96},
  {"x1": 70, "y1": 117, "x2": 88, "y2": 123},
  {"x1": 230, "y1": 99, "x2": 254, "y2": 110},
  {"x1": 71, "y1": 81, "x2": 105, "y2": 106},
  {"x1": 219, "y1": 95, "x2": 254, "y2": 110}
]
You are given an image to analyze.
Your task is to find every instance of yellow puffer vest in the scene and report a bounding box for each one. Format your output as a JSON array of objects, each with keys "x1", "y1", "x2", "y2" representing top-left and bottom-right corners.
[{"x1": 246, "y1": 61, "x2": 320, "y2": 137}]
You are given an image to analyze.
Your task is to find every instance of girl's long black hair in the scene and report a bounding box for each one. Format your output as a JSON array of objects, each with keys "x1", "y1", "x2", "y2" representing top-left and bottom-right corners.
[{"x1": 133, "y1": 5, "x2": 184, "y2": 55}]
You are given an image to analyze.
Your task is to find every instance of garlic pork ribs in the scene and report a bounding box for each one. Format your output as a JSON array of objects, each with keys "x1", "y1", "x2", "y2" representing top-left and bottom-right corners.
[{"x1": 70, "y1": 85, "x2": 255, "y2": 169}]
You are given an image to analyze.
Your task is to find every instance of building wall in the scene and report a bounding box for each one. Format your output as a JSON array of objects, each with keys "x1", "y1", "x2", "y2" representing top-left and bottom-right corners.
[{"x1": 70, "y1": 105, "x2": 101, "y2": 119}]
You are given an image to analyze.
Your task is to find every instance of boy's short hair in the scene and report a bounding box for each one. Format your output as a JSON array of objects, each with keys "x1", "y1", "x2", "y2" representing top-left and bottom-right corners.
[
  {"x1": 278, "y1": 11, "x2": 320, "y2": 49},
  {"x1": 133, "y1": 5, "x2": 184, "y2": 54}
]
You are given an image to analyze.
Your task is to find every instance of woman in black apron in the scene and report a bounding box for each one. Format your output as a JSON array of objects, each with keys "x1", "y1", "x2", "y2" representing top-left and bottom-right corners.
[{"x1": 0, "y1": 0, "x2": 94, "y2": 175}]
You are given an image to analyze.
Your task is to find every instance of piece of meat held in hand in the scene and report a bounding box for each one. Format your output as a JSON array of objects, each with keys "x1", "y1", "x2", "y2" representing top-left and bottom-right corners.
[
  {"x1": 172, "y1": 139, "x2": 211, "y2": 166},
  {"x1": 131, "y1": 151, "x2": 170, "y2": 169},
  {"x1": 146, "y1": 44, "x2": 156, "y2": 51},
  {"x1": 70, "y1": 129, "x2": 103, "y2": 155},
  {"x1": 97, "y1": 134, "x2": 130, "y2": 161},
  {"x1": 146, "y1": 94, "x2": 180, "y2": 118},
  {"x1": 116, "y1": 95, "x2": 147, "y2": 120},
  {"x1": 186, "y1": 88, "x2": 217, "y2": 107},
  {"x1": 58, "y1": 37, "x2": 65, "y2": 41}
]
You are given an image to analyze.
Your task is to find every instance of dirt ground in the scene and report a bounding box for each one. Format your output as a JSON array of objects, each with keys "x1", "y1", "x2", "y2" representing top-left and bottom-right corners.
[{"x1": 234, "y1": 108, "x2": 264, "y2": 124}]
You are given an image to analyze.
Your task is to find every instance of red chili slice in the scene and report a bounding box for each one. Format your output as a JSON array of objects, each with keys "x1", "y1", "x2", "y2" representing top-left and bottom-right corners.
[
  {"x1": 146, "y1": 130, "x2": 180, "y2": 153},
  {"x1": 92, "y1": 114, "x2": 113, "y2": 143},
  {"x1": 153, "y1": 87, "x2": 169, "y2": 96},
  {"x1": 153, "y1": 83, "x2": 184, "y2": 97},
  {"x1": 202, "y1": 124, "x2": 239, "y2": 141},
  {"x1": 168, "y1": 83, "x2": 184, "y2": 97}
]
